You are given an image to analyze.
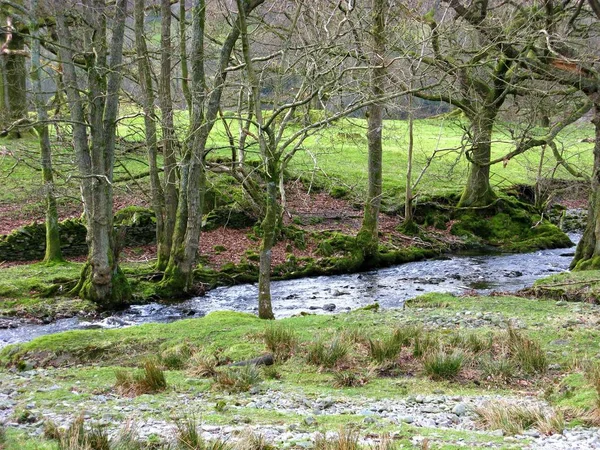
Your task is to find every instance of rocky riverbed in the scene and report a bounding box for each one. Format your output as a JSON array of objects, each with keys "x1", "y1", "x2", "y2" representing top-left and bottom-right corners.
[{"x1": 1, "y1": 366, "x2": 600, "y2": 449}]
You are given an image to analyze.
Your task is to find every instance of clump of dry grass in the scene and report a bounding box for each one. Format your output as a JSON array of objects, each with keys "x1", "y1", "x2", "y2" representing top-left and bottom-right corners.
[
  {"x1": 314, "y1": 428, "x2": 360, "y2": 450},
  {"x1": 263, "y1": 323, "x2": 297, "y2": 361},
  {"x1": 475, "y1": 401, "x2": 564, "y2": 435},
  {"x1": 187, "y1": 353, "x2": 219, "y2": 378},
  {"x1": 114, "y1": 359, "x2": 167, "y2": 396},
  {"x1": 506, "y1": 328, "x2": 547, "y2": 374},
  {"x1": 213, "y1": 365, "x2": 262, "y2": 393}
]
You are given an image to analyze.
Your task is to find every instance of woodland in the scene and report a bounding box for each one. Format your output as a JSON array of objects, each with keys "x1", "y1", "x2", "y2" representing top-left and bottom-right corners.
[{"x1": 2, "y1": 0, "x2": 600, "y2": 449}]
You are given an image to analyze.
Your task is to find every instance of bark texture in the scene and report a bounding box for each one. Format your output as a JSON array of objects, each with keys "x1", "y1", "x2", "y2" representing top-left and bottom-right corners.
[
  {"x1": 458, "y1": 114, "x2": 497, "y2": 207},
  {"x1": 572, "y1": 99, "x2": 600, "y2": 270},
  {"x1": 30, "y1": 3, "x2": 63, "y2": 263},
  {"x1": 57, "y1": 0, "x2": 131, "y2": 307},
  {"x1": 134, "y1": 0, "x2": 167, "y2": 271},
  {"x1": 357, "y1": 0, "x2": 385, "y2": 265}
]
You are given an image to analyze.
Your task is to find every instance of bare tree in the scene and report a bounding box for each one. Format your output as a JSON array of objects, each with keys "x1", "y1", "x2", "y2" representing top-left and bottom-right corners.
[
  {"x1": 30, "y1": 0, "x2": 63, "y2": 263},
  {"x1": 56, "y1": 0, "x2": 131, "y2": 306},
  {"x1": 158, "y1": 0, "x2": 266, "y2": 296}
]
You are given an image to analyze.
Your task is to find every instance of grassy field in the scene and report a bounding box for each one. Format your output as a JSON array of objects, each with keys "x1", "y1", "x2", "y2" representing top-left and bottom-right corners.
[
  {"x1": 1, "y1": 291, "x2": 600, "y2": 448},
  {"x1": 0, "y1": 114, "x2": 594, "y2": 225}
]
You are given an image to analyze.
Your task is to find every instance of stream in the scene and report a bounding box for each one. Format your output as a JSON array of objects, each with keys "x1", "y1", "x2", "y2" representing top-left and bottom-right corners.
[{"x1": 0, "y1": 233, "x2": 580, "y2": 348}]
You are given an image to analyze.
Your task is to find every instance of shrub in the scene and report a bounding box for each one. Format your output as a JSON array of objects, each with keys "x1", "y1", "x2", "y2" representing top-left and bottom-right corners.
[
  {"x1": 213, "y1": 365, "x2": 262, "y2": 393},
  {"x1": 187, "y1": 353, "x2": 219, "y2": 378},
  {"x1": 506, "y1": 328, "x2": 547, "y2": 373},
  {"x1": 307, "y1": 337, "x2": 348, "y2": 368},
  {"x1": 263, "y1": 323, "x2": 297, "y2": 361},
  {"x1": 368, "y1": 335, "x2": 402, "y2": 363},
  {"x1": 115, "y1": 360, "x2": 167, "y2": 396},
  {"x1": 475, "y1": 401, "x2": 564, "y2": 435},
  {"x1": 423, "y1": 350, "x2": 464, "y2": 380}
]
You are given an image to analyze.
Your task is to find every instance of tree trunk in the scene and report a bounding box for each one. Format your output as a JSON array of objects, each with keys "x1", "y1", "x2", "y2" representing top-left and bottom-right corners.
[
  {"x1": 159, "y1": 0, "x2": 179, "y2": 271},
  {"x1": 572, "y1": 100, "x2": 600, "y2": 270},
  {"x1": 404, "y1": 97, "x2": 415, "y2": 230},
  {"x1": 30, "y1": 10, "x2": 63, "y2": 264},
  {"x1": 160, "y1": 0, "x2": 265, "y2": 296},
  {"x1": 258, "y1": 179, "x2": 278, "y2": 320},
  {"x1": 180, "y1": 0, "x2": 192, "y2": 115},
  {"x1": 357, "y1": 0, "x2": 385, "y2": 265},
  {"x1": 457, "y1": 115, "x2": 497, "y2": 207},
  {"x1": 134, "y1": 0, "x2": 167, "y2": 271},
  {"x1": 0, "y1": 15, "x2": 27, "y2": 135},
  {"x1": 57, "y1": 1, "x2": 131, "y2": 308}
]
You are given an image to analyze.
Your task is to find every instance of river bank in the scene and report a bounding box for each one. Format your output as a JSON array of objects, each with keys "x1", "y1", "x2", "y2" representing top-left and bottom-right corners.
[{"x1": 2, "y1": 292, "x2": 600, "y2": 449}]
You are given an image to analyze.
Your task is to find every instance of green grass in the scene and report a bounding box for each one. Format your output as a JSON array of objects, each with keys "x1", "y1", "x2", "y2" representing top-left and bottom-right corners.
[
  {"x1": 1, "y1": 114, "x2": 594, "y2": 221},
  {"x1": 2, "y1": 293, "x2": 600, "y2": 447}
]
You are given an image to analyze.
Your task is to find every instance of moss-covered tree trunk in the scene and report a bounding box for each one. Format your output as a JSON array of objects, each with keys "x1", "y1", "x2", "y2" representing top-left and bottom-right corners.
[
  {"x1": 458, "y1": 114, "x2": 497, "y2": 207},
  {"x1": 160, "y1": 0, "x2": 265, "y2": 296},
  {"x1": 357, "y1": 0, "x2": 385, "y2": 266},
  {"x1": 159, "y1": 0, "x2": 179, "y2": 271},
  {"x1": 57, "y1": 0, "x2": 131, "y2": 308},
  {"x1": 134, "y1": 0, "x2": 167, "y2": 271},
  {"x1": 258, "y1": 178, "x2": 278, "y2": 320},
  {"x1": 572, "y1": 100, "x2": 600, "y2": 270},
  {"x1": 30, "y1": 5, "x2": 63, "y2": 263},
  {"x1": 0, "y1": 15, "x2": 27, "y2": 135}
]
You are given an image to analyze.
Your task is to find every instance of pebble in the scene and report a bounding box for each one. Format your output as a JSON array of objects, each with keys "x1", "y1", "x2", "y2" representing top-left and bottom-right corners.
[{"x1": 2, "y1": 370, "x2": 600, "y2": 448}]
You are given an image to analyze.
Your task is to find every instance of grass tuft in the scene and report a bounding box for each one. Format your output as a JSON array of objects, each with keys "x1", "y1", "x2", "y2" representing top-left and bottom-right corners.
[
  {"x1": 175, "y1": 416, "x2": 230, "y2": 450},
  {"x1": 392, "y1": 325, "x2": 422, "y2": 347},
  {"x1": 423, "y1": 349, "x2": 465, "y2": 380},
  {"x1": 307, "y1": 337, "x2": 348, "y2": 368},
  {"x1": 160, "y1": 342, "x2": 196, "y2": 370},
  {"x1": 332, "y1": 370, "x2": 369, "y2": 388},
  {"x1": 449, "y1": 332, "x2": 493, "y2": 353},
  {"x1": 213, "y1": 365, "x2": 262, "y2": 393},
  {"x1": 114, "y1": 359, "x2": 167, "y2": 396},
  {"x1": 479, "y1": 356, "x2": 516, "y2": 381},
  {"x1": 261, "y1": 365, "x2": 281, "y2": 380},
  {"x1": 314, "y1": 428, "x2": 360, "y2": 450},
  {"x1": 476, "y1": 401, "x2": 564, "y2": 435},
  {"x1": 234, "y1": 431, "x2": 275, "y2": 450},
  {"x1": 187, "y1": 353, "x2": 219, "y2": 378},
  {"x1": 263, "y1": 323, "x2": 297, "y2": 361},
  {"x1": 506, "y1": 328, "x2": 547, "y2": 373},
  {"x1": 367, "y1": 335, "x2": 402, "y2": 363},
  {"x1": 412, "y1": 334, "x2": 439, "y2": 358}
]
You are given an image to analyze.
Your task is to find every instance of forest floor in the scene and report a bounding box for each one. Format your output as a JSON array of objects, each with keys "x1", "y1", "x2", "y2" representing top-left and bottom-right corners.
[{"x1": 1, "y1": 292, "x2": 600, "y2": 449}]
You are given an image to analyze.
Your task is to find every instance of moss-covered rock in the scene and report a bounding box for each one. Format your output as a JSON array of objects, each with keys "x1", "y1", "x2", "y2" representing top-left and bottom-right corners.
[
  {"x1": 0, "y1": 207, "x2": 158, "y2": 262},
  {"x1": 449, "y1": 198, "x2": 572, "y2": 252}
]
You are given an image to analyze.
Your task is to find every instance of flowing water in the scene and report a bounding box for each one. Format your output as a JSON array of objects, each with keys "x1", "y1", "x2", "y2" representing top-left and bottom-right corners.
[{"x1": 0, "y1": 233, "x2": 580, "y2": 348}]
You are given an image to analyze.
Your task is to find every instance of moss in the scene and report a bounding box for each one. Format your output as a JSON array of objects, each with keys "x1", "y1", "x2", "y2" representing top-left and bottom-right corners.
[
  {"x1": 573, "y1": 256, "x2": 600, "y2": 271},
  {"x1": 76, "y1": 263, "x2": 132, "y2": 310},
  {"x1": 330, "y1": 186, "x2": 349, "y2": 199},
  {"x1": 113, "y1": 206, "x2": 155, "y2": 227},
  {"x1": 449, "y1": 198, "x2": 571, "y2": 252}
]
